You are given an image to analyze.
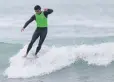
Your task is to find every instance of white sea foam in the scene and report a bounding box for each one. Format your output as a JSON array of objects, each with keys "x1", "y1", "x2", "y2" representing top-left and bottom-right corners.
[{"x1": 4, "y1": 42, "x2": 114, "y2": 78}]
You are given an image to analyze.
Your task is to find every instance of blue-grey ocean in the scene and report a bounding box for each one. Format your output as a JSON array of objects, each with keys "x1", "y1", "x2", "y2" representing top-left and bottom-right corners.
[{"x1": 0, "y1": 0, "x2": 114, "y2": 82}]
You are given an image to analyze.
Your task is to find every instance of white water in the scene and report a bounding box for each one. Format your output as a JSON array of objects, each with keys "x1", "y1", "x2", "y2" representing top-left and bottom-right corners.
[{"x1": 4, "y1": 42, "x2": 114, "y2": 78}]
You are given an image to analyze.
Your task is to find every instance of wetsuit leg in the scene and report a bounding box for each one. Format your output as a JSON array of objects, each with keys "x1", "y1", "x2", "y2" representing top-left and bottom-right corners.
[
  {"x1": 35, "y1": 28, "x2": 47, "y2": 55},
  {"x1": 26, "y1": 28, "x2": 40, "y2": 55}
]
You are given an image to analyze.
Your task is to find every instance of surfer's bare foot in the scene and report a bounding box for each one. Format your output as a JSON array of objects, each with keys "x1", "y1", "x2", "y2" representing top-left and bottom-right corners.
[
  {"x1": 22, "y1": 54, "x2": 27, "y2": 58},
  {"x1": 34, "y1": 55, "x2": 38, "y2": 58}
]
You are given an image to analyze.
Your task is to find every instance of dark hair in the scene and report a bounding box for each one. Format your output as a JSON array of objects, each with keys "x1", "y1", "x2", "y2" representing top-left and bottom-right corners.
[{"x1": 34, "y1": 5, "x2": 41, "y2": 10}]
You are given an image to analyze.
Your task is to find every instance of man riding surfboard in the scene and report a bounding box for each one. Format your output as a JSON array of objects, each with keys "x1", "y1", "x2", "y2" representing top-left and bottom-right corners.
[{"x1": 21, "y1": 5, "x2": 53, "y2": 57}]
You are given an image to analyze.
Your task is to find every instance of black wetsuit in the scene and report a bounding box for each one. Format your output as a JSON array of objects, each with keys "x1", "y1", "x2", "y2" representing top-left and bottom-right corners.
[{"x1": 23, "y1": 9, "x2": 53, "y2": 55}]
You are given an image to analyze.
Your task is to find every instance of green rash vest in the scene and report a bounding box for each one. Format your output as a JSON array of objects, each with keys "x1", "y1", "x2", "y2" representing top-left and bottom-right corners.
[{"x1": 35, "y1": 12, "x2": 48, "y2": 28}]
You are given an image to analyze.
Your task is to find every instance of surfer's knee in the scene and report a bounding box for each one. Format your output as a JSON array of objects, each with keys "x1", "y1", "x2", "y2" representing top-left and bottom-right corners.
[
  {"x1": 38, "y1": 45, "x2": 41, "y2": 48},
  {"x1": 37, "y1": 45, "x2": 42, "y2": 50},
  {"x1": 30, "y1": 40, "x2": 34, "y2": 45},
  {"x1": 28, "y1": 41, "x2": 34, "y2": 48}
]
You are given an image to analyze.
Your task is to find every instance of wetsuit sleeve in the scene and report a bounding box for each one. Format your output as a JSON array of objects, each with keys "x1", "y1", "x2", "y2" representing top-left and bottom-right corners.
[
  {"x1": 23, "y1": 15, "x2": 35, "y2": 29},
  {"x1": 44, "y1": 9, "x2": 53, "y2": 18}
]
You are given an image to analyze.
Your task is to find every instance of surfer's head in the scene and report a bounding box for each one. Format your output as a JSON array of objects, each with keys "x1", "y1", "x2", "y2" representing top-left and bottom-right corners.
[{"x1": 34, "y1": 5, "x2": 41, "y2": 14}]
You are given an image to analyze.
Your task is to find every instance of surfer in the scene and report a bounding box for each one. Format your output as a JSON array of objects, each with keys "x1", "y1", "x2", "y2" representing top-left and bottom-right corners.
[{"x1": 21, "y1": 5, "x2": 53, "y2": 57}]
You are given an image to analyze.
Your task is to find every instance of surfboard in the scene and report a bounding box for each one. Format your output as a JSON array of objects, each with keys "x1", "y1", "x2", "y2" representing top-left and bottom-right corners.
[{"x1": 22, "y1": 57, "x2": 39, "y2": 66}]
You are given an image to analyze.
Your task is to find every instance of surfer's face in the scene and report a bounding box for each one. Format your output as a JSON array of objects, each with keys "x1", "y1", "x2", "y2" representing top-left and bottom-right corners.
[{"x1": 35, "y1": 9, "x2": 41, "y2": 14}]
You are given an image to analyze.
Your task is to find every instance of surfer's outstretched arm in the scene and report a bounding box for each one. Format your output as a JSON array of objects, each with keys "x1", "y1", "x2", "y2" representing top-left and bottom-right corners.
[{"x1": 21, "y1": 15, "x2": 35, "y2": 31}]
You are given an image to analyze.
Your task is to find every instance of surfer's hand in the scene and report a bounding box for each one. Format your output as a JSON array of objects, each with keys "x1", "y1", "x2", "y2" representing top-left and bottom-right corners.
[
  {"x1": 21, "y1": 28, "x2": 24, "y2": 32},
  {"x1": 44, "y1": 8, "x2": 48, "y2": 11}
]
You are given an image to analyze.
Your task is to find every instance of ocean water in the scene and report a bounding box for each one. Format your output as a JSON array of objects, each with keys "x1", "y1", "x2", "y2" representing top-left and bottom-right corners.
[{"x1": 1, "y1": 0, "x2": 114, "y2": 82}]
